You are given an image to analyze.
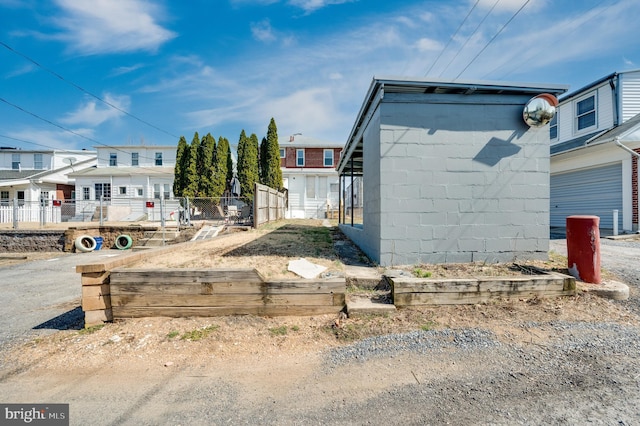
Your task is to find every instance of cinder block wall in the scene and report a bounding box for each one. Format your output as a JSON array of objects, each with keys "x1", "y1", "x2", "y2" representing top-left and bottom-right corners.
[{"x1": 369, "y1": 92, "x2": 549, "y2": 265}]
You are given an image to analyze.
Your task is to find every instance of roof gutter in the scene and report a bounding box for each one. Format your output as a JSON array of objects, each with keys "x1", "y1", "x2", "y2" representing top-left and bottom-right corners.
[{"x1": 615, "y1": 136, "x2": 640, "y2": 159}]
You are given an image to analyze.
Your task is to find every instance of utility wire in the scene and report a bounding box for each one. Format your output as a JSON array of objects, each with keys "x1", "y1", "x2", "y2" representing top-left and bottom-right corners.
[
  {"x1": 454, "y1": 0, "x2": 531, "y2": 80},
  {"x1": 438, "y1": 0, "x2": 499, "y2": 78},
  {"x1": 0, "y1": 97, "x2": 172, "y2": 170},
  {"x1": 0, "y1": 40, "x2": 179, "y2": 140},
  {"x1": 0, "y1": 133, "x2": 93, "y2": 156},
  {"x1": 425, "y1": 0, "x2": 480, "y2": 76}
]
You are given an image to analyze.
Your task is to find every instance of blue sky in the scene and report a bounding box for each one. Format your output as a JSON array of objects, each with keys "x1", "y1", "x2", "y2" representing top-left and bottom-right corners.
[{"x1": 1, "y1": 0, "x2": 639, "y2": 152}]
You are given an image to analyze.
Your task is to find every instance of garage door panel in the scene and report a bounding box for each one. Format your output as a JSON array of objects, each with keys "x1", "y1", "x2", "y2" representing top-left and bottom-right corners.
[{"x1": 550, "y1": 163, "x2": 622, "y2": 229}]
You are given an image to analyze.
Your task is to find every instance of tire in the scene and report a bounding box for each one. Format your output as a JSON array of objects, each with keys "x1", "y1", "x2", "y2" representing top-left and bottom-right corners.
[
  {"x1": 75, "y1": 235, "x2": 97, "y2": 252},
  {"x1": 115, "y1": 234, "x2": 133, "y2": 250}
]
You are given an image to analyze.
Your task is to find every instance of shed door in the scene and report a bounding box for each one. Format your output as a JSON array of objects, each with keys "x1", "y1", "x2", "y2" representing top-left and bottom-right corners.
[{"x1": 550, "y1": 163, "x2": 623, "y2": 229}]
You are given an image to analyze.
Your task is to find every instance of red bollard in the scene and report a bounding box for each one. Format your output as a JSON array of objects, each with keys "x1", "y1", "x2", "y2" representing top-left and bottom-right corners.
[{"x1": 566, "y1": 215, "x2": 601, "y2": 284}]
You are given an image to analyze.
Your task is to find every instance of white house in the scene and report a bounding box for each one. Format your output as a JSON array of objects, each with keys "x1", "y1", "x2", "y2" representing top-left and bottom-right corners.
[
  {"x1": 550, "y1": 70, "x2": 640, "y2": 232},
  {"x1": 0, "y1": 148, "x2": 96, "y2": 223},
  {"x1": 279, "y1": 134, "x2": 342, "y2": 219},
  {"x1": 70, "y1": 145, "x2": 177, "y2": 222}
]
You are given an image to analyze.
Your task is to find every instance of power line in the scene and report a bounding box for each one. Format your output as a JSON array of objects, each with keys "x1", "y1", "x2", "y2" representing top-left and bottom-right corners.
[
  {"x1": 0, "y1": 40, "x2": 179, "y2": 140},
  {"x1": 425, "y1": 0, "x2": 480, "y2": 77},
  {"x1": 454, "y1": 0, "x2": 532, "y2": 80},
  {"x1": 0, "y1": 97, "x2": 173, "y2": 170},
  {"x1": 438, "y1": 0, "x2": 499, "y2": 78},
  {"x1": 0, "y1": 133, "x2": 93, "y2": 156}
]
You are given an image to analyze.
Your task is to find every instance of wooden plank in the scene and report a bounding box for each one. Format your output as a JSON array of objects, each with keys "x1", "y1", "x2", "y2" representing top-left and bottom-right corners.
[
  {"x1": 84, "y1": 308, "x2": 113, "y2": 326},
  {"x1": 111, "y1": 279, "x2": 345, "y2": 295},
  {"x1": 109, "y1": 269, "x2": 264, "y2": 284},
  {"x1": 111, "y1": 293, "x2": 335, "y2": 308},
  {"x1": 113, "y1": 305, "x2": 344, "y2": 318},
  {"x1": 394, "y1": 289, "x2": 575, "y2": 306},
  {"x1": 82, "y1": 284, "x2": 110, "y2": 298},
  {"x1": 82, "y1": 294, "x2": 112, "y2": 311},
  {"x1": 81, "y1": 271, "x2": 110, "y2": 285},
  {"x1": 477, "y1": 277, "x2": 565, "y2": 293},
  {"x1": 390, "y1": 278, "x2": 479, "y2": 293}
]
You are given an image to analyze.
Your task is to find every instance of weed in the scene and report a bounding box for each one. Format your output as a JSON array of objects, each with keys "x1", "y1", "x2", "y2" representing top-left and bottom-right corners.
[
  {"x1": 291, "y1": 325, "x2": 300, "y2": 332},
  {"x1": 180, "y1": 325, "x2": 219, "y2": 341},
  {"x1": 269, "y1": 326, "x2": 288, "y2": 336},
  {"x1": 420, "y1": 321, "x2": 437, "y2": 331},
  {"x1": 166, "y1": 330, "x2": 179, "y2": 339},
  {"x1": 79, "y1": 324, "x2": 105, "y2": 335},
  {"x1": 413, "y1": 268, "x2": 432, "y2": 278}
]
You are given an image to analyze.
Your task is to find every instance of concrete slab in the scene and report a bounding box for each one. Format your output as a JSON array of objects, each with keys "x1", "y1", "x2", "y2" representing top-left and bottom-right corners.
[
  {"x1": 579, "y1": 280, "x2": 629, "y2": 300},
  {"x1": 346, "y1": 297, "x2": 396, "y2": 318},
  {"x1": 288, "y1": 258, "x2": 327, "y2": 279},
  {"x1": 345, "y1": 265, "x2": 383, "y2": 289}
]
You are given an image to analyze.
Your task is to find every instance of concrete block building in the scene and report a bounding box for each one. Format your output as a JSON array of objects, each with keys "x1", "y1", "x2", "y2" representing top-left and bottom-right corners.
[{"x1": 337, "y1": 77, "x2": 567, "y2": 266}]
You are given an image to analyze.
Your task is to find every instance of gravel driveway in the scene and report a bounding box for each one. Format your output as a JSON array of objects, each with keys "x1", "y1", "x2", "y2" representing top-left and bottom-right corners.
[{"x1": 1, "y1": 238, "x2": 640, "y2": 425}]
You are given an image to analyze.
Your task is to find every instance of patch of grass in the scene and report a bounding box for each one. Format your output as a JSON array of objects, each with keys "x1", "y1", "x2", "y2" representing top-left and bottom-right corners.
[
  {"x1": 413, "y1": 268, "x2": 432, "y2": 278},
  {"x1": 166, "y1": 330, "x2": 180, "y2": 339},
  {"x1": 420, "y1": 321, "x2": 437, "y2": 331},
  {"x1": 180, "y1": 325, "x2": 219, "y2": 341},
  {"x1": 269, "y1": 326, "x2": 288, "y2": 336},
  {"x1": 291, "y1": 325, "x2": 300, "y2": 332},
  {"x1": 79, "y1": 324, "x2": 105, "y2": 335}
]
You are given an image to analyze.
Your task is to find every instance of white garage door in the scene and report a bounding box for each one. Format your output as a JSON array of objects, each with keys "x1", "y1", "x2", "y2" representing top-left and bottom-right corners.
[{"x1": 550, "y1": 163, "x2": 623, "y2": 229}]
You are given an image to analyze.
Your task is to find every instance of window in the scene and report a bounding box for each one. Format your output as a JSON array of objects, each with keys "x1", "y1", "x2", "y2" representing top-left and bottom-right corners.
[
  {"x1": 318, "y1": 176, "x2": 327, "y2": 199},
  {"x1": 163, "y1": 184, "x2": 170, "y2": 199},
  {"x1": 154, "y1": 184, "x2": 160, "y2": 199},
  {"x1": 576, "y1": 94, "x2": 596, "y2": 131},
  {"x1": 279, "y1": 148, "x2": 285, "y2": 158},
  {"x1": 83, "y1": 187, "x2": 90, "y2": 200},
  {"x1": 119, "y1": 186, "x2": 127, "y2": 195},
  {"x1": 12, "y1": 154, "x2": 20, "y2": 170},
  {"x1": 17, "y1": 191, "x2": 24, "y2": 206},
  {"x1": 306, "y1": 176, "x2": 315, "y2": 198},
  {"x1": 155, "y1": 152, "x2": 163, "y2": 166},
  {"x1": 109, "y1": 153, "x2": 117, "y2": 166},
  {"x1": 40, "y1": 191, "x2": 50, "y2": 206},
  {"x1": 0, "y1": 191, "x2": 8, "y2": 206},
  {"x1": 137, "y1": 188, "x2": 144, "y2": 197},
  {"x1": 296, "y1": 149, "x2": 305, "y2": 167},
  {"x1": 549, "y1": 113, "x2": 558, "y2": 140},
  {"x1": 131, "y1": 152, "x2": 139, "y2": 166},
  {"x1": 94, "y1": 183, "x2": 111, "y2": 200},
  {"x1": 34, "y1": 153, "x2": 43, "y2": 169},
  {"x1": 323, "y1": 149, "x2": 334, "y2": 167}
]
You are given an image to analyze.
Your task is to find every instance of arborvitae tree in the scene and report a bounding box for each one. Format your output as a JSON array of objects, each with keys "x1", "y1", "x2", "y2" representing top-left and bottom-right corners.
[
  {"x1": 173, "y1": 136, "x2": 188, "y2": 196},
  {"x1": 183, "y1": 132, "x2": 201, "y2": 197},
  {"x1": 264, "y1": 118, "x2": 283, "y2": 190},
  {"x1": 198, "y1": 133, "x2": 216, "y2": 196},
  {"x1": 211, "y1": 136, "x2": 229, "y2": 198},
  {"x1": 237, "y1": 131, "x2": 259, "y2": 199},
  {"x1": 226, "y1": 138, "x2": 234, "y2": 186},
  {"x1": 259, "y1": 136, "x2": 268, "y2": 184}
]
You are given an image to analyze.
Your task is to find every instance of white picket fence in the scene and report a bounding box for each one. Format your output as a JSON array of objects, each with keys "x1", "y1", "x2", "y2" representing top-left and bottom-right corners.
[{"x1": 0, "y1": 204, "x2": 62, "y2": 224}]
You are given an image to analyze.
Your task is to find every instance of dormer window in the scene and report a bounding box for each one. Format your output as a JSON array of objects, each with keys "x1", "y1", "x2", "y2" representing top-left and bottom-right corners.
[
  {"x1": 575, "y1": 93, "x2": 596, "y2": 132},
  {"x1": 109, "y1": 152, "x2": 117, "y2": 166}
]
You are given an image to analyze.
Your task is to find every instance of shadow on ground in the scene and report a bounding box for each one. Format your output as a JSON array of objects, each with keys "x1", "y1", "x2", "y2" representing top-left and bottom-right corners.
[{"x1": 33, "y1": 306, "x2": 84, "y2": 331}]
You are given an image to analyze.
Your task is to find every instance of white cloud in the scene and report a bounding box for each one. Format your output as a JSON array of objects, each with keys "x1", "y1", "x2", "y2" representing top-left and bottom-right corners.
[
  {"x1": 251, "y1": 19, "x2": 277, "y2": 43},
  {"x1": 288, "y1": 0, "x2": 355, "y2": 14},
  {"x1": 51, "y1": 0, "x2": 175, "y2": 55},
  {"x1": 110, "y1": 63, "x2": 145, "y2": 77},
  {"x1": 476, "y1": 0, "x2": 546, "y2": 13},
  {"x1": 5, "y1": 63, "x2": 36, "y2": 78},
  {"x1": 60, "y1": 93, "x2": 130, "y2": 127},
  {"x1": 415, "y1": 38, "x2": 442, "y2": 52}
]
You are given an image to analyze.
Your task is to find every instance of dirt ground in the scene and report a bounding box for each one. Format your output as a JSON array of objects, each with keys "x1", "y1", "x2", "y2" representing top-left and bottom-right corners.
[{"x1": 2, "y1": 220, "x2": 639, "y2": 424}]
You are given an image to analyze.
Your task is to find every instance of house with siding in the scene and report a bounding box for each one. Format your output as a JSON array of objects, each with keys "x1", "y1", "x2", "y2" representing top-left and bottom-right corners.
[
  {"x1": 0, "y1": 148, "x2": 95, "y2": 222},
  {"x1": 337, "y1": 76, "x2": 567, "y2": 266},
  {"x1": 70, "y1": 145, "x2": 177, "y2": 222},
  {"x1": 550, "y1": 70, "x2": 640, "y2": 232},
  {"x1": 279, "y1": 134, "x2": 342, "y2": 219}
]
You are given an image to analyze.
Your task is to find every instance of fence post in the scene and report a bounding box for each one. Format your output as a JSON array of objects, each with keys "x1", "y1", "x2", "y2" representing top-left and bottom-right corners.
[
  {"x1": 160, "y1": 195, "x2": 166, "y2": 246},
  {"x1": 613, "y1": 209, "x2": 619, "y2": 236},
  {"x1": 13, "y1": 197, "x2": 18, "y2": 229},
  {"x1": 99, "y1": 195, "x2": 104, "y2": 226}
]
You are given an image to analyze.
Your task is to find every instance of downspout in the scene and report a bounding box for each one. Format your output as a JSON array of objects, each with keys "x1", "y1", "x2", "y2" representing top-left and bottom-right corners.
[
  {"x1": 609, "y1": 74, "x2": 620, "y2": 126},
  {"x1": 615, "y1": 136, "x2": 640, "y2": 233}
]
